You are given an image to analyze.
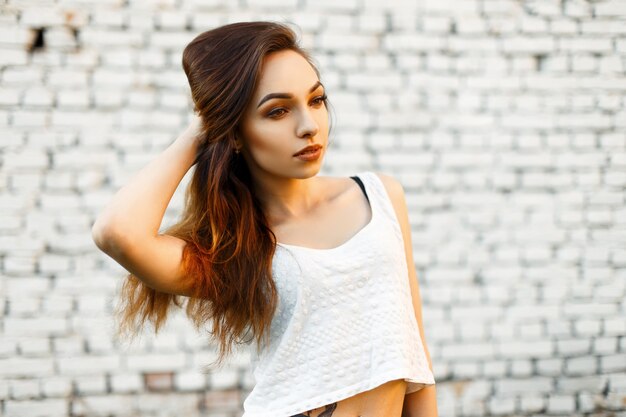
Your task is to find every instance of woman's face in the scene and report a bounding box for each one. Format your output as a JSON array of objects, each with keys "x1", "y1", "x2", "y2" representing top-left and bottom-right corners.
[{"x1": 238, "y1": 49, "x2": 329, "y2": 179}]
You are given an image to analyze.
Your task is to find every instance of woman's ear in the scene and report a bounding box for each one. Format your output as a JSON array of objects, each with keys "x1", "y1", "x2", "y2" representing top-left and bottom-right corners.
[
  {"x1": 233, "y1": 129, "x2": 245, "y2": 150},
  {"x1": 230, "y1": 136, "x2": 242, "y2": 154}
]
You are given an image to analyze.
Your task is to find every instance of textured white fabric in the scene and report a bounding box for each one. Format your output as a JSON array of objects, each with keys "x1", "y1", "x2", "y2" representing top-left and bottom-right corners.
[{"x1": 242, "y1": 171, "x2": 435, "y2": 417}]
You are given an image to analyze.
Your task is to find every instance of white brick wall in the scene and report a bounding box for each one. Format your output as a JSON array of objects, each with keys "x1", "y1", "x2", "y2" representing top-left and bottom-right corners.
[{"x1": 1, "y1": 0, "x2": 625, "y2": 416}]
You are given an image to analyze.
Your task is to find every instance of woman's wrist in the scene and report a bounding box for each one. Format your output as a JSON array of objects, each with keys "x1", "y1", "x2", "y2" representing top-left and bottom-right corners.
[{"x1": 180, "y1": 114, "x2": 203, "y2": 143}]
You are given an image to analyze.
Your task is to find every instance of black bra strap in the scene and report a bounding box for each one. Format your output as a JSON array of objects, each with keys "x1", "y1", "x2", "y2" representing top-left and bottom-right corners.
[{"x1": 350, "y1": 175, "x2": 370, "y2": 204}]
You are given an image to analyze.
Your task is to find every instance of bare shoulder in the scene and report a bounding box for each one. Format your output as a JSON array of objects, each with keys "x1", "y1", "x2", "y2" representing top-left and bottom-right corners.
[
  {"x1": 318, "y1": 174, "x2": 359, "y2": 200},
  {"x1": 372, "y1": 171, "x2": 405, "y2": 205}
]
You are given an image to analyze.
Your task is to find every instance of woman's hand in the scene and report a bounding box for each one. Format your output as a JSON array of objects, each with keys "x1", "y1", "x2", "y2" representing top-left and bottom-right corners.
[{"x1": 182, "y1": 113, "x2": 204, "y2": 145}]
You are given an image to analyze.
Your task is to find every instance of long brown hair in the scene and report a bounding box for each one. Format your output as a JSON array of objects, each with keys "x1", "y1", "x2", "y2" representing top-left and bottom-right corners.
[{"x1": 113, "y1": 21, "x2": 333, "y2": 371}]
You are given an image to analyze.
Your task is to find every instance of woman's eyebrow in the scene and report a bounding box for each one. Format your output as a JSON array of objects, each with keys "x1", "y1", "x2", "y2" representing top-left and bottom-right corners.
[{"x1": 256, "y1": 80, "x2": 323, "y2": 109}]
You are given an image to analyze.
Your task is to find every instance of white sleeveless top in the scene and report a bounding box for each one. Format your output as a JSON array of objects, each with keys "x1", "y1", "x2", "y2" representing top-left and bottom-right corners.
[{"x1": 241, "y1": 171, "x2": 435, "y2": 417}]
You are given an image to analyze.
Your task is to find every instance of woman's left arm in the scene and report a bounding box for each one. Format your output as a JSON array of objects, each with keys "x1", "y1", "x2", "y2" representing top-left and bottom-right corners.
[{"x1": 375, "y1": 172, "x2": 438, "y2": 417}]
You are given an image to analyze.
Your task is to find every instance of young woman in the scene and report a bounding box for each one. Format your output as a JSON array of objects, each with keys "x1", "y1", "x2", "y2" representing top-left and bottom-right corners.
[{"x1": 91, "y1": 21, "x2": 437, "y2": 417}]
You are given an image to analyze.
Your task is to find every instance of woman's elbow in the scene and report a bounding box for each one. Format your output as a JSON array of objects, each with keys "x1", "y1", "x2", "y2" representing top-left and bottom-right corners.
[{"x1": 91, "y1": 220, "x2": 123, "y2": 253}]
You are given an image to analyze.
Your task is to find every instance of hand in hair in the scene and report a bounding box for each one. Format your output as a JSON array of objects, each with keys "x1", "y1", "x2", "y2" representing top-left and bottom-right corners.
[{"x1": 183, "y1": 113, "x2": 204, "y2": 145}]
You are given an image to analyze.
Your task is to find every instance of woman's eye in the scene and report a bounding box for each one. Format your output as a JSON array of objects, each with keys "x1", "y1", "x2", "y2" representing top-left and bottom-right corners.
[
  {"x1": 312, "y1": 94, "x2": 328, "y2": 106},
  {"x1": 266, "y1": 95, "x2": 327, "y2": 119},
  {"x1": 267, "y1": 108, "x2": 286, "y2": 118}
]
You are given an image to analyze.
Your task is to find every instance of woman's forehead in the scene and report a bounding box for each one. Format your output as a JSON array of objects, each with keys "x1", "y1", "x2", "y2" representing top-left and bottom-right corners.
[{"x1": 254, "y1": 50, "x2": 318, "y2": 95}]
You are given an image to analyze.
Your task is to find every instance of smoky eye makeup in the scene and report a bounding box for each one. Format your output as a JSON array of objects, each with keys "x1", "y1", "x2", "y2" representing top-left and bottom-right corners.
[
  {"x1": 264, "y1": 93, "x2": 328, "y2": 119},
  {"x1": 262, "y1": 89, "x2": 327, "y2": 116},
  {"x1": 313, "y1": 93, "x2": 328, "y2": 104},
  {"x1": 266, "y1": 107, "x2": 286, "y2": 118}
]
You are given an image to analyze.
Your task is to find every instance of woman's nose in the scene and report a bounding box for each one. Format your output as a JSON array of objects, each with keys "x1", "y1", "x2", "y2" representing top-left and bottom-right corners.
[{"x1": 296, "y1": 109, "x2": 319, "y2": 138}]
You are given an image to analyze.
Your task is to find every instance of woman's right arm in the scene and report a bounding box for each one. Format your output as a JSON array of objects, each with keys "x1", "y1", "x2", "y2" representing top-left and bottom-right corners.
[{"x1": 91, "y1": 116, "x2": 202, "y2": 297}]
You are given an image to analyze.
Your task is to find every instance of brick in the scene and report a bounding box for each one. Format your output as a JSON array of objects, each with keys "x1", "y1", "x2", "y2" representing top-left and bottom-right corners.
[
  {"x1": 174, "y1": 370, "x2": 207, "y2": 391},
  {"x1": 80, "y1": 29, "x2": 144, "y2": 47},
  {"x1": 563, "y1": 1, "x2": 592, "y2": 17},
  {"x1": 0, "y1": 25, "x2": 32, "y2": 46},
  {"x1": 71, "y1": 395, "x2": 135, "y2": 415},
  {"x1": 2, "y1": 255, "x2": 35, "y2": 276},
  {"x1": 521, "y1": 16, "x2": 549, "y2": 33},
  {"x1": 46, "y1": 27, "x2": 79, "y2": 49},
  {"x1": 18, "y1": 337, "x2": 50, "y2": 356},
  {"x1": 209, "y1": 369, "x2": 239, "y2": 390},
  {"x1": 150, "y1": 31, "x2": 195, "y2": 49},
  {"x1": 536, "y1": 358, "x2": 563, "y2": 376},
  {"x1": 110, "y1": 373, "x2": 143, "y2": 393},
  {"x1": 92, "y1": 69, "x2": 135, "y2": 87},
  {"x1": 332, "y1": 53, "x2": 361, "y2": 70},
  {"x1": 188, "y1": 0, "x2": 223, "y2": 8},
  {"x1": 357, "y1": 14, "x2": 386, "y2": 33},
  {"x1": 557, "y1": 339, "x2": 591, "y2": 355},
  {"x1": 455, "y1": 16, "x2": 487, "y2": 34},
  {"x1": 582, "y1": 20, "x2": 626, "y2": 34},
  {"x1": 58, "y1": 355, "x2": 120, "y2": 375},
  {"x1": 574, "y1": 319, "x2": 603, "y2": 336},
  {"x1": 5, "y1": 399, "x2": 68, "y2": 417},
  {"x1": 0, "y1": 49, "x2": 28, "y2": 66},
  {"x1": 382, "y1": 34, "x2": 445, "y2": 51},
  {"x1": 547, "y1": 394, "x2": 576, "y2": 413},
  {"x1": 74, "y1": 375, "x2": 107, "y2": 395},
  {"x1": 561, "y1": 37, "x2": 615, "y2": 53},
  {"x1": 496, "y1": 377, "x2": 553, "y2": 394},
  {"x1": 563, "y1": 303, "x2": 617, "y2": 317},
  {"x1": 511, "y1": 359, "x2": 533, "y2": 377},
  {"x1": 136, "y1": 392, "x2": 198, "y2": 416},
  {"x1": 519, "y1": 394, "x2": 545, "y2": 413},
  {"x1": 38, "y1": 255, "x2": 71, "y2": 273},
  {"x1": 501, "y1": 36, "x2": 555, "y2": 53},
  {"x1": 5, "y1": 317, "x2": 67, "y2": 337},
  {"x1": 362, "y1": 0, "x2": 420, "y2": 10},
  {"x1": 51, "y1": 110, "x2": 116, "y2": 127},
  {"x1": 601, "y1": 355, "x2": 626, "y2": 373},
  {"x1": 441, "y1": 343, "x2": 495, "y2": 360},
  {"x1": 41, "y1": 376, "x2": 72, "y2": 397},
  {"x1": 498, "y1": 341, "x2": 553, "y2": 358},
  {"x1": 449, "y1": 37, "x2": 499, "y2": 53},
  {"x1": 8, "y1": 295, "x2": 39, "y2": 315},
  {"x1": 0, "y1": 214, "x2": 21, "y2": 232},
  {"x1": 318, "y1": 33, "x2": 377, "y2": 51},
  {"x1": 56, "y1": 90, "x2": 90, "y2": 108},
  {"x1": 0, "y1": 358, "x2": 55, "y2": 378},
  {"x1": 0, "y1": 338, "x2": 18, "y2": 357},
  {"x1": 156, "y1": 11, "x2": 189, "y2": 29},
  {"x1": 201, "y1": 389, "x2": 241, "y2": 413},
  {"x1": 127, "y1": 353, "x2": 186, "y2": 372},
  {"x1": 605, "y1": 318, "x2": 626, "y2": 335},
  {"x1": 10, "y1": 379, "x2": 40, "y2": 399},
  {"x1": 565, "y1": 356, "x2": 598, "y2": 376},
  {"x1": 558, "y1": 376, "x2": 608, "y2": 393},
  {"x1": 0, "y1": 88, "x2": 20, "y2": 106},
  {"x1": 606, "y1": 391, "x2": 626, "y2": 410},
  {"x1": 578, "y1": 392, "x2": 597, "y2": 412},
  {"x1": 594, "y1": 0, "x2": 626, "y2": 16},
  {"x1": 307, "y1": 0, "x2": 358, "y2": 11},
  {"x1": 93, "y1": 90, "x2": 124, "y2": 107},
  {"x1": 453, "y1": 361, "x2": 481, "y2": 378},
  {"x1": 488, "y1": 396, "x2": 516, "y2": 414}
]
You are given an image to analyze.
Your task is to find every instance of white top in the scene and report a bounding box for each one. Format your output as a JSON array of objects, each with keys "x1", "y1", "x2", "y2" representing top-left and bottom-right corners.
[{"x1": 241, "y1": 171, "x2": 435, "y2": 417}]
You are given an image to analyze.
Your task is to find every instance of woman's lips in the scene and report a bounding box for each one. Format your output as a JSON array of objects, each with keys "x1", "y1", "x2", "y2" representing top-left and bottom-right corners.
[
  {"x1": 293, "y1": 144, "x2": 322, "y2": 156},
  {"x1": 294, "y1": 146, "x2": 322, "y2": 161}
]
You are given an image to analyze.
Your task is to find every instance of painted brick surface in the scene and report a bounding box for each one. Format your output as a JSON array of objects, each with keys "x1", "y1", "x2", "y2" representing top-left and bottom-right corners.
[{"x1": 1, "y1": 0, "x2": 625, "y2": 416}]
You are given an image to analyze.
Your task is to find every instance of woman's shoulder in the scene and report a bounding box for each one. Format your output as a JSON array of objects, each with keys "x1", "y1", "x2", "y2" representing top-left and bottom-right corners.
[
  {"x1": 317, "y1": 171, "x2": 404, "y2": 200},
  {"x1": 361, "y1": 171, "x2": 407, "y2": 216}
]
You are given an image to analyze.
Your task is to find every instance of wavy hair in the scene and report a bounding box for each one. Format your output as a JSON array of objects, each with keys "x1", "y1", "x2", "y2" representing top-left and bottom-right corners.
[{"x1": 112, "y1": 21, "x2": 334, "y2": 371}]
